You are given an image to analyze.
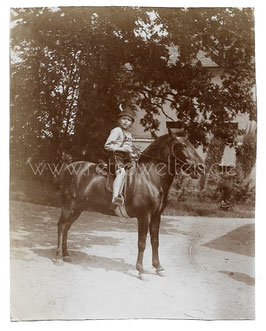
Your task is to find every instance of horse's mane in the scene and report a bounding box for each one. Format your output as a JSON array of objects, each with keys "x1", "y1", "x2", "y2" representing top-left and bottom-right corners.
[{"x1": 139, "y1": 134, "x2": 171, "y2": 163}]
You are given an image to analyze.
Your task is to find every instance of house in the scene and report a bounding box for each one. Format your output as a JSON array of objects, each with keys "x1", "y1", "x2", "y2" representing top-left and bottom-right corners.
[{"x1": 131, "y1": 51, "x2": 255, "y2": 168}]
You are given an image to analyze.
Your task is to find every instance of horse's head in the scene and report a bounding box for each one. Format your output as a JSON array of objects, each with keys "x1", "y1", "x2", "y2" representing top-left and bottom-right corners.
[
  {"x1": 140, "y1": 132, "x2": 205, "y2": 179},
  {"x1": 170, "y1": 135, "x2": 205, "y2": 179}
]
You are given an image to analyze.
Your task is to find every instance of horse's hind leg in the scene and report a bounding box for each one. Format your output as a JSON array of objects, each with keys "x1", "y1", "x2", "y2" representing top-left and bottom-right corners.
[
  {"x1": 150, "y1": 213, "x2": 164, "y2": 273},
  {"x1": 55, "y1": 207, "x2": 71, "y2": 260},
  {"x1": 62, "y1": 209, "x2": 81, "y2": 262}
]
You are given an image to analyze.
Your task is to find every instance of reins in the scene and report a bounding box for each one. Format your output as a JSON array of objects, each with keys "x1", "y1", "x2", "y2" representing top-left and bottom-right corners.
[
  {"x1": 139, "y1": 153, "x2": 186, "y2": 167},
  {"x1": 139, "y1": 140, "x2": 187, "y2": 166}
]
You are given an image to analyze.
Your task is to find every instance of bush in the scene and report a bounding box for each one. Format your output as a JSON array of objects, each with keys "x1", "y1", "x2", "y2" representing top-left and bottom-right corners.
[
  {"x1": 210, "y1": 127, "x2": 256, "y2": 208},
  {"x1": 236, "y1": 125, "x2": 256, "y2": 178},
  {"x1": 214, "y1": 173, "x2": 255, "y2": 206}
]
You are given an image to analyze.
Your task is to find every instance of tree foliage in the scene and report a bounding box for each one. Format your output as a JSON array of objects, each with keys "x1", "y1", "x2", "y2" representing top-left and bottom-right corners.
[
  {"x1": 150, "y1": 8, "x2": 255, "y2": 145},
  {"x1": 10, "y1": 6, "x2": 256, "y2": 171}
]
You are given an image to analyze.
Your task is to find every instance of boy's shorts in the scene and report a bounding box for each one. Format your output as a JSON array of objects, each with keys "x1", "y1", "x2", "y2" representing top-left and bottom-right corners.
[{"x1": 109, "y1": 151, "x2": 132, "y2": 175}]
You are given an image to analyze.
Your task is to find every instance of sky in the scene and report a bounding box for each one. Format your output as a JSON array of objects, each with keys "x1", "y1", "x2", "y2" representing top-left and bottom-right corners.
[{"x1": 2, "y1": 1, "x2": 266, "y2": 331}]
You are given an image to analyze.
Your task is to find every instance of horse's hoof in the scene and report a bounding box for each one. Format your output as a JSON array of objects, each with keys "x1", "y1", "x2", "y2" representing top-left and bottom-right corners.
[
  {"x1": 153, "y1": 264, "x2": 164, "y2": 273},
  {"x1": 52, "y1": 257, "x2": 64, "y2": 266},
  {"x1": 138, "y1": 272, "x2": 148, "y2": 281},
  {"x1": 136, "y1": 264, "x2": 145, "y2": 274},
  {"x1": 63, "y1": 256, "x2": 72, "y2": 263},
  {"x1": 156, "y1": 270, "x2": 165, "y2": 277},
  {"x1": 156, "y1": 266, "x2": 165, "y2": 273}
]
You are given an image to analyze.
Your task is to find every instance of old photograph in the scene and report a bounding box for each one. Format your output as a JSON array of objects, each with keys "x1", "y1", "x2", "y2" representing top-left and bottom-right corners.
[{"x1": 10, "y1": 5, "x2": 256, "y2": 320}]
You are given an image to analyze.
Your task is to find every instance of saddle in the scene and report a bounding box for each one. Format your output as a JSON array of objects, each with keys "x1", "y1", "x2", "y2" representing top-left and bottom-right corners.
[
  {"x1": 96, "y1": 159, "x2": 115, "y2": 192},
  {"x1": 97, "y1": 159, "x2": 135, "y2": 193}
]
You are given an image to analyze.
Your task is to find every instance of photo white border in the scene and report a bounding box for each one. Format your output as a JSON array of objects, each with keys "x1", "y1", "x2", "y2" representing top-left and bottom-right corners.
[{"x1": 2, "y1": 1, "x2": 266, "y2": 330}]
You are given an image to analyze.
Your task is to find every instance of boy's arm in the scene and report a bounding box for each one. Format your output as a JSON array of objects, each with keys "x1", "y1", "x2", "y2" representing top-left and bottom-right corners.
[
  {"x1": 126, "y1": 133, "x2": 134, "y2": 155},
  {"x1": 129, "y1": 135, "x2": 137, "y2": 156},
  {"x1": 104, "y1": 128, "x2": 125, "y2": 152}
]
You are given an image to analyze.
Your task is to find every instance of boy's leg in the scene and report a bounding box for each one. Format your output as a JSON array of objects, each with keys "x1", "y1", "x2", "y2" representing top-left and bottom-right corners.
[{"x1": 113, "y1": 167, "x2": 126, "y2": 202}]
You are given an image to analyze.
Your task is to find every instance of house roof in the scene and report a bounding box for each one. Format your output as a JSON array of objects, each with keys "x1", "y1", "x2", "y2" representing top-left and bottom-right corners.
[
  {"x1": 168, "y1": 45, "x2": 218, "y2": 68},
  {"x1": 195, "y1": 50, "x2": 218, "y2": 68}
]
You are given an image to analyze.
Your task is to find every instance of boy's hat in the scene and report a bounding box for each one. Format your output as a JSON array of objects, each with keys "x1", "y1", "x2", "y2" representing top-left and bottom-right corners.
[{"x1": 118, "y1": 105, "x2": 135, "y2": 122}]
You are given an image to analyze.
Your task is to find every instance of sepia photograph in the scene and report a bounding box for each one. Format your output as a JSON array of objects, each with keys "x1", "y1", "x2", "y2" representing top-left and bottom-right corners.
[{"x1": 9, "y1": 3, "x2": 257, "y2": 321}]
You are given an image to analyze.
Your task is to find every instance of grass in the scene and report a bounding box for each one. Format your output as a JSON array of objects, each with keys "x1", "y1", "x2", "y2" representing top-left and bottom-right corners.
[
  {"x1": 10, "y1": 177, "x2": 61, "y2": 208},
  {"x1": 165, "y1": 199, "x2": 255, "y2": 218}
]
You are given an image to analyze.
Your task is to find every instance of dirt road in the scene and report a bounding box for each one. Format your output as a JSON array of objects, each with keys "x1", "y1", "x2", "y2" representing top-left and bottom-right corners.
[{"x1": 10, "y1": 200, "x2": 255, "y2": 320}]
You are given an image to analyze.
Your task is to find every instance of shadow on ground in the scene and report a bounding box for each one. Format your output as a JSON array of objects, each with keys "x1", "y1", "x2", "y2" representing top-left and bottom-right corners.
[
  {"x1": 203, "y1": 224, "x2": 255, "y2": 257},
  {"x1": 32, "y1": 247, "x2": 136, "y2": 273},
  {"x1": 219, "y1": 271, "x2": 255, "y2": 286}
]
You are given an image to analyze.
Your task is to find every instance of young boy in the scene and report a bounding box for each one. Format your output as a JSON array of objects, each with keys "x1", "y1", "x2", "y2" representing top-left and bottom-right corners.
[{"x1": 104, "y1": 107, "x2": 135, "y2": 207}]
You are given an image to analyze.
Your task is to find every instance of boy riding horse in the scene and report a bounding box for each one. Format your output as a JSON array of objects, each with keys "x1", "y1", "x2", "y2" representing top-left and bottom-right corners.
[{"x1": 104, "y1": 106, "x2": 136, "y2": 209}]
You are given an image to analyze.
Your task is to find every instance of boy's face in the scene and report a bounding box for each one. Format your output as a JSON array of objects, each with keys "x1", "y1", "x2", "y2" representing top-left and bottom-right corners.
[{"x1": 119, "y1": 116, "x2": 133, "y2": 130}]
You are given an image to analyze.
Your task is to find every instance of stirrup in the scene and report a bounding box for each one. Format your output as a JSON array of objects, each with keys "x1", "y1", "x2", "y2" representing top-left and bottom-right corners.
[{"x1": 112, "y1": 195, "x2": 124, "y2": 206}]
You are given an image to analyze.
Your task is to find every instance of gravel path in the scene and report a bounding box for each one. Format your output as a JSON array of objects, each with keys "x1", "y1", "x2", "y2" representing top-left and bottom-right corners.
[{"x1": 10, "y1": 200, "x2": 255, "y2": 320}]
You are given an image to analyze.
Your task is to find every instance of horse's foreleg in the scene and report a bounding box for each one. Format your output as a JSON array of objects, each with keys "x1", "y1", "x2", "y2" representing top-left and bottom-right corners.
[
  {"x1": 150, "y1": 213, "x2": 164, "y2": 273},
  {"x1": 136, "y1": 216, "x2": 150, "y2": 274},
  {"x1": 55, "y1": 213, "x2": 68, "y2": 259},
  {"x1": 62, "y1": 210, "x2": 81, "y2": 262}
]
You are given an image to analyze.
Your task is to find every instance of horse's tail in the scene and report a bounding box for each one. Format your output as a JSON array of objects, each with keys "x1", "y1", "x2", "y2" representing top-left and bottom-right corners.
[{"x1": 52, "y1": 162, "x2": 68, "y2": 190}]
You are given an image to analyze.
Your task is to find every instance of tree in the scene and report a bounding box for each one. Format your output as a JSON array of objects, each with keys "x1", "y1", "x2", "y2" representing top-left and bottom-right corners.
[
  {"x1": 10, "y1": 7, "x2": 165, "y2": 166},
  {"x1": 10, "y1": 6, "x2": 256, "y2": 172},
  {"x1": 140, "y1": 7, "x2": 256, "y2": 146}
]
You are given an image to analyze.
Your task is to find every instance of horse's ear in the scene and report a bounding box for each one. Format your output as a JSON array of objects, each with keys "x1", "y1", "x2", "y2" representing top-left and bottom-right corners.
[
  {"x1": 168, "y1": 128, "x2": 187, "y2": 140},
  {"x1": 166, "y1": 121, "x2": 187, "y2": 139}
]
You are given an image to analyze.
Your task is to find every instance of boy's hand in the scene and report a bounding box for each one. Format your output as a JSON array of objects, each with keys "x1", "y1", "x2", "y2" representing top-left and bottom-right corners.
[
  {"x1": 130, "y1": 153, "x2": 138, "y2": 159},
  {"x1": 123, "y1": 145, "x2": 133, "y2": 153}
]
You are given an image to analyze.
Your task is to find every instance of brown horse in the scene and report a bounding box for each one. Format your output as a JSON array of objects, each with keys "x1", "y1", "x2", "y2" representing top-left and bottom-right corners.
[{"x1": 55, "y1": 132, "x2": 204, "y2": 274}]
